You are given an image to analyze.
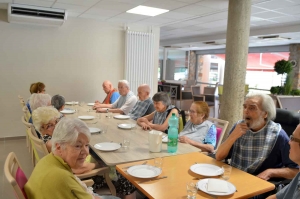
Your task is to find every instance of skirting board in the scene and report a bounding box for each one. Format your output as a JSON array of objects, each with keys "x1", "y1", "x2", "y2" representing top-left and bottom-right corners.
[{"x1": 0, "y1": 135, "x2": 26, "y2": 141}]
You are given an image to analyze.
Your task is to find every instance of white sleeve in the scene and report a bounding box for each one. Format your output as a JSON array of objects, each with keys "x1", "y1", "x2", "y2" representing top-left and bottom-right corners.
[
  {"x1": 111, "y1": 97, "x2": 120, "y2": 108},
  {"x1": 120, "y1": 96, "x2": 137, "y2": 115}
]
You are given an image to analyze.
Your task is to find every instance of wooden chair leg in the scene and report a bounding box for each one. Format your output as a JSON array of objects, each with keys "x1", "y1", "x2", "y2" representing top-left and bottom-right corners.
[{"x1": 104, "y1": 172, "x2": 116, "y2": 196}]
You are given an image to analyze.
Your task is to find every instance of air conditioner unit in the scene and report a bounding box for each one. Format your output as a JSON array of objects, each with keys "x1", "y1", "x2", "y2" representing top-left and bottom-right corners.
[{"x1": 8, "y1": 3, "x2": 67, "y2": 26}]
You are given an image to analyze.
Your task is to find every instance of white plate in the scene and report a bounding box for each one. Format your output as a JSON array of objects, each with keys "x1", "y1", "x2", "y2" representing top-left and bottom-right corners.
[
  {"x1": 89, "y1": 127, "x2": 101, "y2": 134},
  {"x1": 118, "y1": 123, "x2": 136, "y2": 129},
  {"x1": 94, "y1": 142, "x2": 121, "y2": 151},
  {"x1": 87, "y1": 103, "x2": 95, "y2": 106},
  {"x1": 162, "y1": 136, "x2": 168, "y2": 143},
  {"x1": 114, "y1": 115, "x2": 130, "y2": 120},
  {"x1": 197, "y1": 179, "x2": 236, "y2": 196},
  {"x1": 66, "y1": 101, "x2": 79, "y2": 105},
  {"x1": 190, "y1": 164, "x2": 223, "y2": 177},
  {"x1": 60, "y1": 109, "x2": 75, "y2": 114},
  {"x1": 127, "y1": 165, "x2": 162, "y2": 179},
  {"x1": 78, "y1": 116, "x2": 95, "y2": 120}
]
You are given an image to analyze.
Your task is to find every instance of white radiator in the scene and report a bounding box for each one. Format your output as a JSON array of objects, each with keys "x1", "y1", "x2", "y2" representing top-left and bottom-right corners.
[{"x1": 125, "y1": 31, "x2": 155, "y2": 95}]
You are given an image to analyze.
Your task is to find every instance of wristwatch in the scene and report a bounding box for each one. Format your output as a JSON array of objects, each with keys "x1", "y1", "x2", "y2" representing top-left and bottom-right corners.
[{"x1": 106, "y1": 108, "x2": 109, "y2": 113}]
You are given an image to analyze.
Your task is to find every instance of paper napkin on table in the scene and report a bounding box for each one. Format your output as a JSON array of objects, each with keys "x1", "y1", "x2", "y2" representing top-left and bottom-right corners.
[{"x1": 207, "y1": 179, "x2": 229, "y2": 193}]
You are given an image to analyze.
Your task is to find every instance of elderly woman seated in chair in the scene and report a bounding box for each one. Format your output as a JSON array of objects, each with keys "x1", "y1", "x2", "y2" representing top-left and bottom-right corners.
[
  {"x1": 32, "y1": 106, "x2": 98, "y2": 174},
  {"x1": 25, "y1": 118, "x2": 120, "y2": 199},
  {"x1": 178, "y1": 101, "x2": 217, "y2": 153},
  {"x1": 137, "y1": 92, "x2": 179, "y2": 133},
  {"x1": 32, "y1": 107, "x2": 137, "y2": 199}
]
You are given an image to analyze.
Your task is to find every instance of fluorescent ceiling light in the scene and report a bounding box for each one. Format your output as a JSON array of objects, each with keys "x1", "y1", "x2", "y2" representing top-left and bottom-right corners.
[{"x1": 126, "y1": 5, "x2": 169, "y2": 17}]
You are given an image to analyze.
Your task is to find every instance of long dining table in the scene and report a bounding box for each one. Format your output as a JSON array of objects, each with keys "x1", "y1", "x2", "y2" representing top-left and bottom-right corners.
[
  {"x1": 66, "y1": 103, "x2": 200, "y2": 166},
  {"x1": 116, "y1": 152, "x2": 275, "y2": 199}
]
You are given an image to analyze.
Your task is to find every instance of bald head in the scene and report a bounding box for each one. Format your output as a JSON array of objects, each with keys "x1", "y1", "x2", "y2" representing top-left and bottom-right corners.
[
  {"x1": 102, "y1": 80, "x2": 113, "y2": 94},
  {"x1": 138, "y1": 84, "x2": 150, "y2": 101}
]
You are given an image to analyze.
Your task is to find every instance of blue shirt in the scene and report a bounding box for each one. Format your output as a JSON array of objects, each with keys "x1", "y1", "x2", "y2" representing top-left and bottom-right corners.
[{"x1": 110, "y1": 92, "x2": 120, "y2": 104}]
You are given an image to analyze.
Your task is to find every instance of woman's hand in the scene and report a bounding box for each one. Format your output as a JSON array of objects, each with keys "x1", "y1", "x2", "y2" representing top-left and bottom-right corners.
[
  {"x1": 178, "y1": 136, "x2": 191, "y2": 144},
  {"x1": 141, "y1": 122, "x2": 151, "y2": 130}
]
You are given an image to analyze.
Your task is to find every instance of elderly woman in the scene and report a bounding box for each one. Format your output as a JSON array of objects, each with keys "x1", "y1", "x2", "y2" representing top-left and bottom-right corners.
[
  {"x1": 25, "y1": 118, "x2": 120, "y2": 199},
  {"x1": 137, "y1": 92, "x2": 179, "y2": 132},
  {"x1": 51, "y1": 94, "x2": 65, "y2": 111},
  {"x1": 178, "y1": 101, "x2": 217, "y2": 153},
  {"x1": 27, "y1": 82, "x2": 46, "y2": 113},
  {"x1": 32, "y1": 106, "x2": 97, "y2": 174},
  {"x1": 28, "y1": 93, "x2": 51, "y2": 124},
  {"x1": 32, "y1": 107, "x2": 136, "y2": 198}
]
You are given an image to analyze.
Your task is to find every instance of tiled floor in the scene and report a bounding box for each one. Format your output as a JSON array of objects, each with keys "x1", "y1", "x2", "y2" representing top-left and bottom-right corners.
[{"x1": 0, "y1": 137, "x2": 145, "y2": 199}]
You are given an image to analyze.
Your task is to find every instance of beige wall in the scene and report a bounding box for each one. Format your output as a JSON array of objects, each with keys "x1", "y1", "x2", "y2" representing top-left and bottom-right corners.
[{"x1": 0, "y1": 9, "x2": 159, "y2": 138}]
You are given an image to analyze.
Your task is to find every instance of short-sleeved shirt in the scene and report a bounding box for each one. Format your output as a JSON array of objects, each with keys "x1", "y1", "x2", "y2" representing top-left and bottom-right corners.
[
  {"x1": 128, "y1": 98, "x2": 155, "y2": 120},
  {"x1": 110, "y1": 92, "x2": 120, "y2": 104},
  {"x1": 179, "y1": 120, "x2": 217, "y2": 148},
  {"x1": 226, "y1": 124, "x2": 298, "y2": 176},
  {"x1": 112, "y1": 91, "x2": 137, "y2": 115},
  {"x1": 276, "y1": 172, "x2": 300, "y2": 199}
]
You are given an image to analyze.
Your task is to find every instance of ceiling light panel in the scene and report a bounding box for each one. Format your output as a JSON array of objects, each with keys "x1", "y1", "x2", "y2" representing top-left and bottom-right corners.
[{"x1": 126, "y1": 5, "x2": 169, "y2": 16}]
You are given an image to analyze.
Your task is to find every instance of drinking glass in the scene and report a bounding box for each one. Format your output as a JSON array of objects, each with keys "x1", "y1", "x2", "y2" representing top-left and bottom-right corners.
[
  {"x1": 221, "y1": 165, "x2": 232, "y2": 181},
  {"x1": 154, "y1": 157, "x2": 164, "y2": 170},
  {"x1": 97, "y1": 112, "x2": 101, "y2": 120},
  {"x1": 101, "y1": 125, "x2": 108, "y2": 134},
  {"x1": 122, "y1": 138, "x2": 130, "y2": 149},
  {"x1": 186, "y1": 181, "x2": 197, "y2": 199},
  {"x1": 107, "y1": 112, "x2": 112, "y2": 119}
]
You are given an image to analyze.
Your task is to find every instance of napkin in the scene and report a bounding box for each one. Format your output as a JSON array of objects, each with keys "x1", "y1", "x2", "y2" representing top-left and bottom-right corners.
[{"x1": 207, "y1": 179, "x2": 229, "y2": 193}]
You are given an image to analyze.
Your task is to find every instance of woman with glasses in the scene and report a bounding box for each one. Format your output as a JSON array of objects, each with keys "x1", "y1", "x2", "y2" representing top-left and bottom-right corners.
[
  {"x1": 178, "y1": 101, "x2": 217, "y2": 153},
  {"x1": 25, "y1": 118, "x2": 120, "y2": 199}
]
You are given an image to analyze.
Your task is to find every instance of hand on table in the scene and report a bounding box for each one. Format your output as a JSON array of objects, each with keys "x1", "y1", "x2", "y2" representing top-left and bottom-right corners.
[
  {"x1": 96, "y1": 108, "x2": 106, "y2": 113},
  {"x1": 178, "y1": 136, "x2": 191, "y2": 144},
  {"x1": 141, "y1": 123, "x2": 152, "y2": 130},
  {"x1": 257, "y1": 169, "x2": 273, "y2": 181}
]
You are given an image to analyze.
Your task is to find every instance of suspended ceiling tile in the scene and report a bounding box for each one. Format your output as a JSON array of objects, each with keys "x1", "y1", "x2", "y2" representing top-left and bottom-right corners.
[
  {"x1": 192, "y1": 11, "x2": 228, "y2": 23},
  {"x1": 79, "y1": 13, "x2": 108, "y2": 20},
  {"x1": 174, "y1": 4, "x2": 215, "y2": 15},
  {"x1": 254, "y1": 0, "x2": 299, "y2": 10},
  {"x1": 14, "y1": 0, "x2": 53, "y2": 7},
  {"x1": 159, "y1": 11, "x2": 196, "y2": 20},
  {"x1": 253, "y1": 11, "x2": 288, "y2": 19},
  {"x1": 275, "y1": 4, "x2": 300, "y2": 15},
  {"x1": 52, "y1": 2, "x2": 88, "y2": 12},
  {"x1": 93, "y1": 0, "x2": 136, "y2": 12},
  {"x1": 195, "y1": 0, "x2": 229, "y2": 10},
  {"x1": 84, "y1": 7, "x2": 121, "y2": 17},
  {"x1": 56, "y1": 0, "x2": 99, "y2": 7},
  {"x1": 111, "y1": 12, "x2": 149, "y2": 20}
]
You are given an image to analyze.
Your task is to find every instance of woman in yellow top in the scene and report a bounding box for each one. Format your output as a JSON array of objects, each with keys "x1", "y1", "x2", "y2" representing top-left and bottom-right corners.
[{"x1": 25, "y1": 118, "x2": 119, "y2": 199}]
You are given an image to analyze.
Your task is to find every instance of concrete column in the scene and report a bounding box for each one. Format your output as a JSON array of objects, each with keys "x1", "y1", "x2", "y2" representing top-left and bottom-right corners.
[
  {"x1": 188, "y1": 51, "x2": 197, "y2": 80},
  {"x1": 289, "y1": 44, "x2": 300, "y2": 89},
  {"x1": 219, "y1": 0, "x2": 251, "y2": 136}
]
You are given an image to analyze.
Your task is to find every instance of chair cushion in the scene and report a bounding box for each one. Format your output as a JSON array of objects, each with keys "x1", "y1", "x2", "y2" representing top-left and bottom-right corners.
[
  {"x1": 16, "y1": 167, "x2": 28, "y2": 199},
  {"x1": 216, "y1": 127, "x2": 222, "y2": 144},
  {"x1": 273, "y1": 108, "x2": 299, "y2": 136}
]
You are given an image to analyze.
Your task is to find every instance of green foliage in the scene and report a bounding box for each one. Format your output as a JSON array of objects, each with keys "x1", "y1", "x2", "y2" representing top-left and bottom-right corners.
[
  {"x1": 290, "y1": 89, "x2": 300, "y2": 96},
  {"x1": 270, "y1": 86, "x2": 283, "y2": 94},
  {"x1": 274, "y1": 59, "x2": 293, "y2": 75},
  {"x1": 283, "y1": 72, "x2": 293, "y2": 95}
]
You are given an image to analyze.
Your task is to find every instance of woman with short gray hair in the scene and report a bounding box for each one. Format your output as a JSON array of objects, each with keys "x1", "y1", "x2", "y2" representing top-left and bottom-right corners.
[
  {"x1": 25, "y1": 118, "x2": 120, "y2": 199},
  {"x1": 137, "y1": 92, "x2": 179, "y2": 133},
  {"x1": 51, "y1": 94, "x2": 65, "y2": 111}
]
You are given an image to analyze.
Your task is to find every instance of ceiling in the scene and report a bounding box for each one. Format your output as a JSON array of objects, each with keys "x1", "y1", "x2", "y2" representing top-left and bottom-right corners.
[{"x1": 1, "y1": 0, "x2": 300, "y2": 50}]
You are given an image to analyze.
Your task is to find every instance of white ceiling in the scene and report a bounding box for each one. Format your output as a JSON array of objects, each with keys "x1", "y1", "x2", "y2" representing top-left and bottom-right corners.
[{"x1": 1, "y1": 0, "x2": 300, "y2": 50}]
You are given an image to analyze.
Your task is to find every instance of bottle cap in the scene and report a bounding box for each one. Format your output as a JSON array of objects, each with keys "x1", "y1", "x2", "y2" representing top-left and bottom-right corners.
[{"x1": 172, "y1": 113, "x2": 175, "y2": 116}]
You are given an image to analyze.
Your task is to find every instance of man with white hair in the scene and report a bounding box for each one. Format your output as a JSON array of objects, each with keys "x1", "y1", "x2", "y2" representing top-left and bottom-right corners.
[
  {"x1": 95, "y1": 80, "x2": 137, "y2": 115},
  {"x1": 216, "y1": 93, "x2": 298, "y2": 198},
  {"x1": 128, "y1": 84, "x2": 155, "y2": 120}
]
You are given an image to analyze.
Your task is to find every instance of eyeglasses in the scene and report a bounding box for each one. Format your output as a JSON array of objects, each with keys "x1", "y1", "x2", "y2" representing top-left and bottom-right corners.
[
  {"x1": 290, "y1": 135, "x2": 300, "y2": 144},
  {"x1": 43, "y1": 119, "x2": 60, "y2": 130}
]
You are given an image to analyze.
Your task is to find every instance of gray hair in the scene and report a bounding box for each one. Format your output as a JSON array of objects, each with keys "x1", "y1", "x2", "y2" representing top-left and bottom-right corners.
[
  {"x1": 245, "y1": 93, "x2": 276, "y2": 121},
  {"x1": 152, "y1": 92, "x2": 171, "y2": 107},
  {"x1": 51, "y1": 118, "x2": 91, "y2": 152},
  {"x1": 29, "y1": 93, "x2": 52, "y2": 112},
  {"x1": 51, "y1": 94, "x2": 65, "y2": 110},
  {"x1": 118, "y1": 80, "x2": 130, "y2": 89}
]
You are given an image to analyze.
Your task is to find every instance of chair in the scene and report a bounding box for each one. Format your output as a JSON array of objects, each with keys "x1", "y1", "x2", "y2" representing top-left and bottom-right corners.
[
  {"x1": 18, "y1": 95, "x2": 26, "y2": 108},
  {"x1": 22, "y1": 106, "x2": 31, "y2": 123},
  {"x1": 207, "y1": 117, "x2": 229, "y2": 152},
  {"x1": 4, "y1": 152, "x2": 28, "y2": 199},
  {"x1": 273, "y1": 108, "x2": 299, "y2": 137}
]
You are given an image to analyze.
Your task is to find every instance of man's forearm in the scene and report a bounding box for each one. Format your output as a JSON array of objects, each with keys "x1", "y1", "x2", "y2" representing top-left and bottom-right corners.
[
  {"x1": 268, "y1": 167, "x2": 298, "y2": 179},
  {"x1": 109, "y1": 109, "x2": 124, "y2": 114},
  {"x1": 215, "y1": 135, "x2": 236, "y2": 161}
]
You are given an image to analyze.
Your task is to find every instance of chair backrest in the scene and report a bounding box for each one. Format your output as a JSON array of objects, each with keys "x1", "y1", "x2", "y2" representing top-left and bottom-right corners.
[
  {"x1": 276, "y1": 95, "x2": 300, "y2": 112},
  {"x1": 273, "y1": 108, "x2": 299, "y2": 136},
  {"x1": 4, "y1": 152, "x2": 28, "y2": 199},
  {"x1": 18, "y1": 95, "x2": 26, "y2": 108},
  {"x1": 27, "y1": 126, "x2": 49, "y2": 165},
  {"x1": 203, "y1": 82, "x2": 219, "y2": 95},
  {"x1": 22, "y1": 106, "x2": 31, "y2": 122},
  {"x1": 207, "y1": 117, "x2": 229, "y2": 151},
  {"x1": 191, "y1": 85, "x2": 201, "y2": 96},
  {"x1": 21, "y1": 116, "x2": 38, "y2": 138}
]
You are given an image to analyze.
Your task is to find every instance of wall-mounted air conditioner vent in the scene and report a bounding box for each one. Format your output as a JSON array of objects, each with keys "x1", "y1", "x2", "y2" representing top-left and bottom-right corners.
[
  {"x1": 258, "y1": 35, "x2": 291, "y2": 40},
  {"x1": 8, "y1": 4, "x2": 67, "y2": 26},
  {"x1": 203, "y1": 41, "x2": 225, "y2": 45}
]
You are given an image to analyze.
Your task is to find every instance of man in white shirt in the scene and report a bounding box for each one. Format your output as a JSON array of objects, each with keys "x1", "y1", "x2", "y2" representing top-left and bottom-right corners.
[{"x1": 95, "y1": 80, "x2": 137, "y2": 115}]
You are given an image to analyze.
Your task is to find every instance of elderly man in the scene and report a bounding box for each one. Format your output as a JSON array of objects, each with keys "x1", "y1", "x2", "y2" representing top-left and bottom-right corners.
[
  {"x1": 128, "y1": 84, "x2": 155, "y2": 120},
  {"x1": 95, "y1": 80, "x2": 120, "y2": 104},
  {"x1": 216, "y1": 93, "x2": 298, "y2": 198},
  {"x1": 95, "y1": 80, "x2": 137, "y2": 115},
  {"x1": 267, "y1": 125, "x2": 300, "y2": 199}
]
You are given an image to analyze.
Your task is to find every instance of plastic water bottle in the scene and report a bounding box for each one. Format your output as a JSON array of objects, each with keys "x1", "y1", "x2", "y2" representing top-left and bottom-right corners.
[{"x1": 168, "y1": 113, "x2": 178, "y2": 153}]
